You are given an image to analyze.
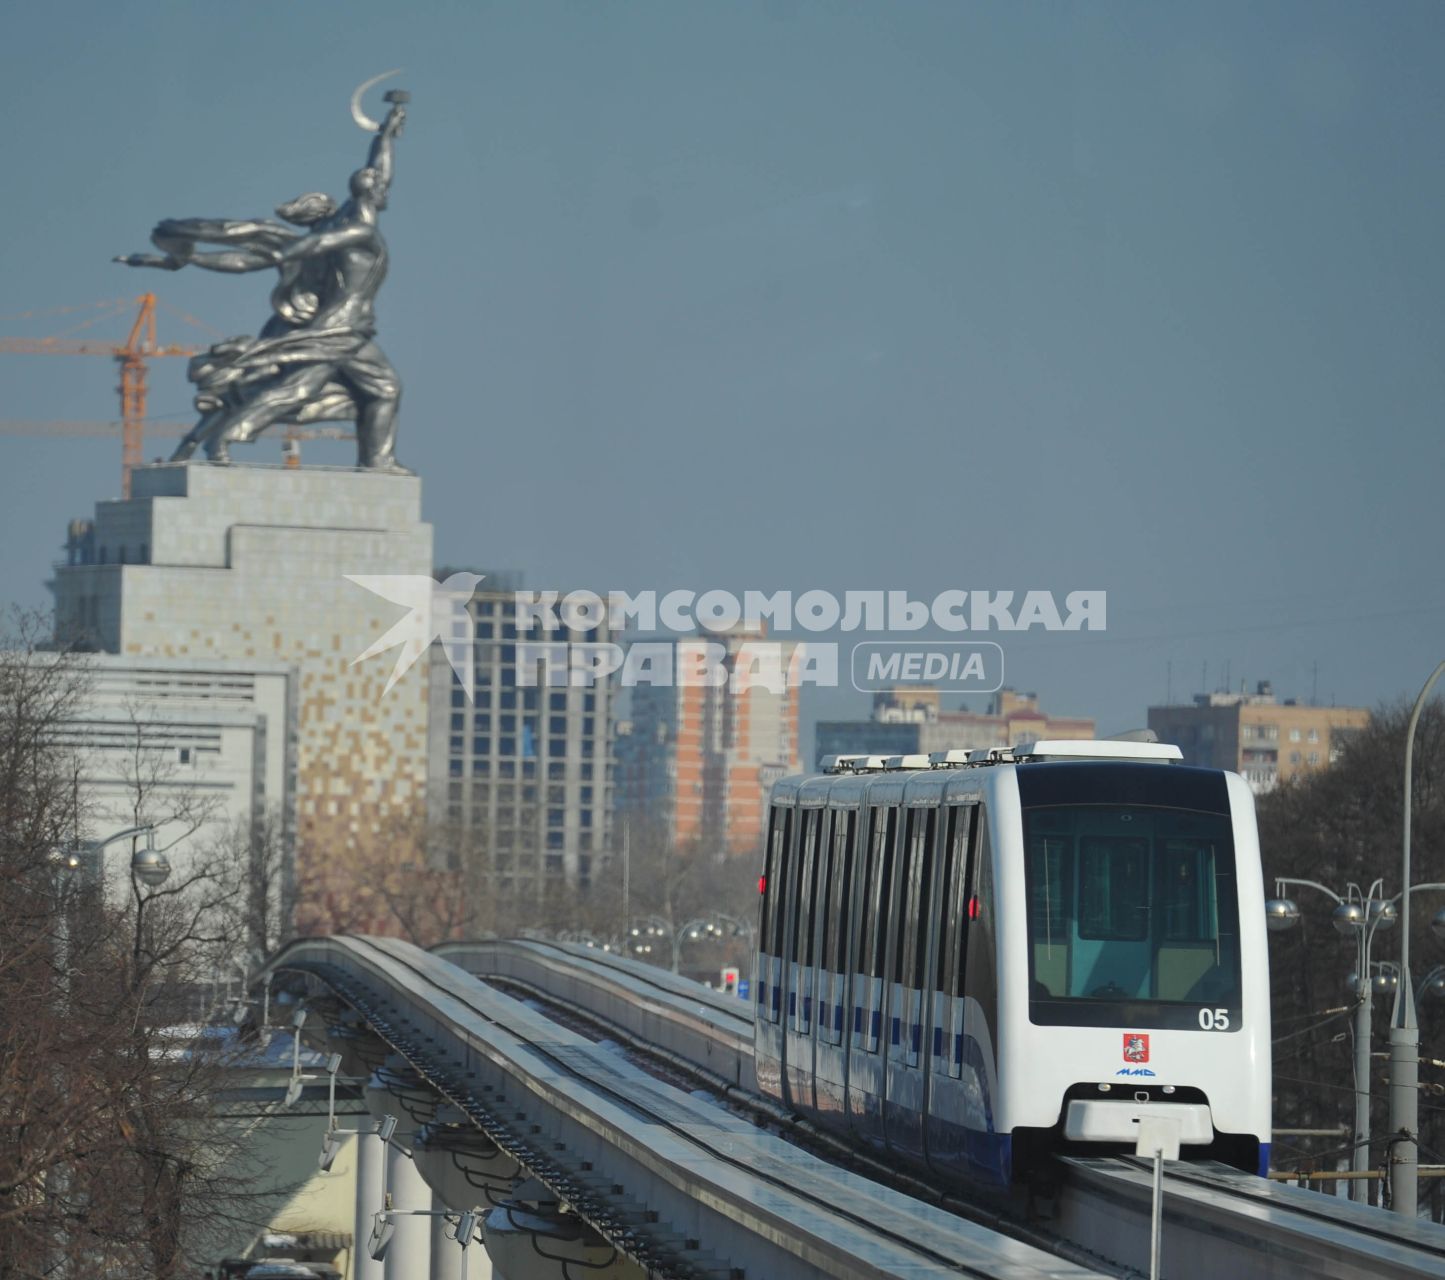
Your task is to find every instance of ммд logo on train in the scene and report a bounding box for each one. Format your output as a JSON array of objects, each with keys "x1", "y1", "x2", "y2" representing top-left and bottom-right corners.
[{"x1": 1123, "y1": 1033, "x2": 1150, "y2": 1064}]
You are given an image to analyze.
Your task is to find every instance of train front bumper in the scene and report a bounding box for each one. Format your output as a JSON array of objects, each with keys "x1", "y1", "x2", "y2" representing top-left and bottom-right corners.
[{"x1": 1062, "y1": 1100, "x2": 1213, "y2": 1145}]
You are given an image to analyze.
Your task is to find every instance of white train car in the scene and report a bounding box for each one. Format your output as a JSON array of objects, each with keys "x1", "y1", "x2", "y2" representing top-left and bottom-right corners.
[{"x1": 753, "y1": 740, "x2": 1271, "y2": 1187}]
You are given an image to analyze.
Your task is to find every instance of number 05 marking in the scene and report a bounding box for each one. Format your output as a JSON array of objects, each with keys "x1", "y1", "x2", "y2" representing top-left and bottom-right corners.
[{"x1": 1198, "y1": 1007, "x2": 1230, "y2": 1030}]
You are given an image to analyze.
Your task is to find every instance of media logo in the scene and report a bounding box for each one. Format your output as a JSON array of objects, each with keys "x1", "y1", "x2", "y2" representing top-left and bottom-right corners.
[{"x1": 348, "y1": 572, "x2": 483, "y2": 699}]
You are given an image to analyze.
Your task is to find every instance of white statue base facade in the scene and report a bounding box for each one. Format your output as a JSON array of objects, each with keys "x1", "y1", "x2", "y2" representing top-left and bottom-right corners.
[{"x1": 52, "y1": 462, "x2": 434, "y2": 930}]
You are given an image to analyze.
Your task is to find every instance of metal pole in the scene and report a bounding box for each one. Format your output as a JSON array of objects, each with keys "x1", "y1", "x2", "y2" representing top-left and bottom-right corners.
[
  {"x1": 1150, "y1": 1149, "x2": 1164, "y2": 1280},
  {"x1": 1389, "y1": 659, "x2": 1445, "y2": 1218},
  {"x1": 1353, "y1": 972, "x2": 1372, "y2": 1203}
]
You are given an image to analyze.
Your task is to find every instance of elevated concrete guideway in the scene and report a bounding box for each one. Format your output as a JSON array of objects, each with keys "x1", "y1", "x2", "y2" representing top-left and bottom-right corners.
[
  {"x1": 266, "y1": 935, "x2": 1108, "y2": 1280},
  {"x1": 264, "y1": 936, "x2": 1445, "y2": 1280}
]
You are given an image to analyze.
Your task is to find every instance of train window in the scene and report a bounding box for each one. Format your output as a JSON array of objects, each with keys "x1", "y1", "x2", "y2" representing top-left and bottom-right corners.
[
  {"x1": 768, "y1": 808, "x2": 793, "y2": 961},
  {"x1": 867, "y1": 807, "x2": 897, "y2": 980},
  {"x1": 832, "y1": 810, "x2": 856, "y2": 974},
  {"x1": 806, "y1": 810, "x2": 832, "y2": 968},
  {"x1": 1078, "y1": 838, "x2": 1150, "y2": 941},
  {"x1": 822, "y1": 809, "x2": 850, "y2": 973},
  {"x1": 934, "y1": 807, "x2": 960, "y2": 995},
  {"x1": 962, "y1": 810, "x2": 998, "y2": 1023},
  {"x1": 794, "y1": 811, "x2": 821, "y2": 966},
  {"x1": 1022, "y1": 804, "x2": 1242, "y2": 1030},
  {"x1": 909, "y1": 810, "x2": 937, "y2": 989},
  {"x1": 889, "y1": 809, "x2": 914, "y2": 985},
  {"x1": 951, "y1": 806, "x2": 976, "y2": 999}
]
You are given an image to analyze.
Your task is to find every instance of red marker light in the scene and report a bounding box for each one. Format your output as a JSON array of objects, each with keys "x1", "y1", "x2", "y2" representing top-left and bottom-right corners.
[
  {"x1": 758, "y1": 875, "x2": 767, "y2": 895},
  {"x1": 968, "y1": 896, "x2": 980, "y2": 920}
]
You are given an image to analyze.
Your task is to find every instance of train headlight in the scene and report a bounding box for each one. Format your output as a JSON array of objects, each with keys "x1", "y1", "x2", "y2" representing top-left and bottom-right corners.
[{"x1": 1265, "y1": 898, "x2": 1300, "y2": 932}]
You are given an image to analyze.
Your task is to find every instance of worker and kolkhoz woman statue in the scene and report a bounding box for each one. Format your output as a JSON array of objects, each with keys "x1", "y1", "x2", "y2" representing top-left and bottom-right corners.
[{"x1": 116, "y1": 72, "x2": 412, "y2": 473}]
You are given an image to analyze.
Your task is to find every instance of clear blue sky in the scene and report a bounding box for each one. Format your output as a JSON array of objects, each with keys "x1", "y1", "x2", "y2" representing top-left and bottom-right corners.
[{"x1": 2, "y1": 1, "x2": 1442, "y2": 744}]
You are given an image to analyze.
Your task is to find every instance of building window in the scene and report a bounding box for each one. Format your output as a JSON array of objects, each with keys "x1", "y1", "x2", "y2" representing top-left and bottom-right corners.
[
  {"x1": 178, "y1": 747, "x2": 191, "y2": 764},
  {"x1": 476, "y1": 621, "x2": 493, "y2": 639},
  {"x1": 550, "y1": 692, "x2": 567, "y2": 711},
  {"x1": 500, "y1": 714, "x2": 516, "y2": 732},
  {"x1": 549, "y1": 716, "x2": 567, "y2": 735},
  {"x1": 548, "y1": 762, "x2": 566, "y2": 781},
  {"x1": 1308, "y1": 729, "x2": 1319, "y2": 743},
  {"x1": 499, "y1": 736, "x2": 515, "y2": 755},
  {"x1": 1307, "y1": 752, "x2": 1320, "y2": 765},
  {"x1": 549, "y1": 738, "x2": 567, "y2": 757},
  {"x1": 1289, "y1": 729, "x2": 1301, "y2": 742},
  {"x1": 450, "y1": 735, "x2": 463, "y2": 753},
  {"x1": 451, "y1": 690, "x2": 466, "y2": 708},
  {"x1": 450, "y1": 713, "x2": 464, "y2": 731},
  {"x1": 473, "y1": 736, "x2": 490, "y2": 754},
  {"x1": 548, "y1": 809, "x2": 564, "y2": 827},
  {"x1": 1290, "y1": 751, "x2": 1302, "y2": 764}
]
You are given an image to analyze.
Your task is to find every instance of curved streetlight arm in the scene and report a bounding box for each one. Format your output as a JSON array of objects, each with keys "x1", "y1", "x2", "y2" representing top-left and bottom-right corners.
[
  {"x1": 1386, "y1": 882, "x2": 1445, "y2": 909},
  {"x1": 89, "y1": 824, "x2": 157, "y2": 852},
  {"x1": 1273, "y1": 877, "x2": 1344, "y2": 905}
]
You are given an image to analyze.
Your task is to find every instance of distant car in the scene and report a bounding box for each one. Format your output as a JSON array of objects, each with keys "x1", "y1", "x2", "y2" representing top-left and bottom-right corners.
[{"x1": 753, "y1": 740, "x2": 1271, "y2": 1187}]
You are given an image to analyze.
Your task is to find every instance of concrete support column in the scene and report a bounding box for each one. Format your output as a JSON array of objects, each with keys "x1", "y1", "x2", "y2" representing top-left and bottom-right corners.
[
  {"x1": 428, "y1": 1192, "x2": 469, "y2": 1280},
  {"x1": 353, "y1": 1132, "x2": 386, "y2": 1280},
  {"x1": 385, "y1": 1142, "x2": 433, "y2": 1280}
]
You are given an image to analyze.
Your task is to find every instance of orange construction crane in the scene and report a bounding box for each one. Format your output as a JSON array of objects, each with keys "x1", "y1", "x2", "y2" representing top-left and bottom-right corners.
[{"x1": 0, "y1": 293, "x2": 198, "y2": 497}]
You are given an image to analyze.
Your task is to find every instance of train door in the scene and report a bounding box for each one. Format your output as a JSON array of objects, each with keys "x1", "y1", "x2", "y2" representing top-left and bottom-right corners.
[
  {"x1": 783, "y1": 806, "x2": 825, "y2": 1113},
  {"x1": 846, "y1": 803, "x2": 893, "y2": 1150},
  {"x1": 960, "y1": 807, "x2": 1005, "y2": 1182},
  {"x1": 754, "y1": 803, "x2": 791, "y2": 1100},
  {"x1": 814, "y1": 806, "x2": 856, "y2": 1118},
  {"x1": 924, "y1": 801, "x2": 975, "y2": 1173},
  {"x1": 884, "y1": 803, "x2": 940, "y2": 1160}
]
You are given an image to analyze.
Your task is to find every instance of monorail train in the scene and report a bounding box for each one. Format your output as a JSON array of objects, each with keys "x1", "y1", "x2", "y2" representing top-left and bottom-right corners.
[{"x1": 753, "y1": 739, "x2": 1271, "y2": 1188}]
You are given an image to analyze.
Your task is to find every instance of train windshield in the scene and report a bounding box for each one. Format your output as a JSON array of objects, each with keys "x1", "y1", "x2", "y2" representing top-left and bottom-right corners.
[{"x1": 1022, "y1": 804, "x2": 1241, "y2": 1030}]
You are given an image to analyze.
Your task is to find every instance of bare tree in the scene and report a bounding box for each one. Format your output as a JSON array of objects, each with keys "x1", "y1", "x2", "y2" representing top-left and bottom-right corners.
[
  {"x1": 0, "y1": 614, "x2": 271, "y2": 1278},
  {"x1": 1258, "y1": 699, "x2": 1445, "y2": 1216}
]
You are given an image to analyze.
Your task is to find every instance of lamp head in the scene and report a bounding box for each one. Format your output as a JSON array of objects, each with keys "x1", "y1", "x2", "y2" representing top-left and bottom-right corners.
[
  {"x1": 130, "y1": 846, "x2": 171, "y2": 887},
  {"x1": 1331, "y1": 902, "x2": 1365, "y2": 935},
  {"x1": 1368, "y1": 900, "x2": 1398, "y2": 931},
  {"x1": 1265, "y1": 899, "x2": 1300, "y2": 932}
]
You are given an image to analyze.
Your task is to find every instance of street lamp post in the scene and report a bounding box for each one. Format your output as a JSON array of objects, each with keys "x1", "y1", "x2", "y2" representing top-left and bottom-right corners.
[
  {"x1": 1267, "y1": 878, "x2": 1396, "y2": 1201},
  {"x1": 1389, "y1": 659, "x2": 1445, "y2": 1218},
  {"x1": 54, "y1": 825, "x2": 170, "y2": 1005}
]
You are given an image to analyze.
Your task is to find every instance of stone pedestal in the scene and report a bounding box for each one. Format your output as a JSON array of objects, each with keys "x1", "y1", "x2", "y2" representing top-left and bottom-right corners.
[{"x1": 51, "y1": 462, "x2": 434, "y2": 930}]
